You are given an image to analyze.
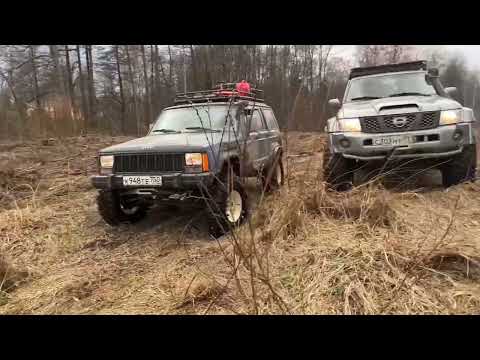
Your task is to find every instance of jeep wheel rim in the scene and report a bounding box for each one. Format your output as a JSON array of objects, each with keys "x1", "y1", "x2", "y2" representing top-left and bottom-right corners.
[
  {"x1": 120, "y1": 204, "x2": 139, "y2": 215},
  {"x1": 225, "y1": 190, "x2": 243, "y2": 223}
]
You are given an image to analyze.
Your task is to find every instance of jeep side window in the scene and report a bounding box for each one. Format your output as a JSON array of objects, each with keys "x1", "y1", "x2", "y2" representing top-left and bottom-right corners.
[
  {"x1": 262, "y1": 108, "x2": 279, "y2": 130},
  {"x1": 248, "y1": 109, "x2": 266, "y2": 133}
]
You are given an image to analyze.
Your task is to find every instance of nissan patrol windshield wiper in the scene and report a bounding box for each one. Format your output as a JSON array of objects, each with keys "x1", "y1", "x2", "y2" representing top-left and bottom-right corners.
[
  {"x1": 152, "y1": 128, "x2": 180, "y2": 133},
  {"x1": 184, "y1": 127, "x2": 221, "y2": 132},
  {"x1": 388, "y1": 92, "x2": 432, "y2": 97},
  {"x1": 350, "y1": 96, "x2": 382, "y2": 101}
]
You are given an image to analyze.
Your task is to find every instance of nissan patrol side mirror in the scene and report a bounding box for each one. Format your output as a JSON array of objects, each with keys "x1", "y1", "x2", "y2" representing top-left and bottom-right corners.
[
  {"x1": 444, "y1": 87, "x2": 458, "y2": 98},
  {"x1": 328, "y1": 98, "x2": 341, "y2": 112}
]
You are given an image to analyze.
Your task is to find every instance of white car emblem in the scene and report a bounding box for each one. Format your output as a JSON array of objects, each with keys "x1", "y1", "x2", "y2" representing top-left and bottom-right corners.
[{"x1": 392, "y1": 116, "x2": 408, "y2": 127}]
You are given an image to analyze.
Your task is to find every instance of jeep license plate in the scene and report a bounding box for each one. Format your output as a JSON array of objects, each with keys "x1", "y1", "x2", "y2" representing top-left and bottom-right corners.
[
  {"x1": 373, "y1": 135, "x2": 411, "y2": 147},
  {"x1": 122, "y1": 176, "x2": 162, "y2": 186}
]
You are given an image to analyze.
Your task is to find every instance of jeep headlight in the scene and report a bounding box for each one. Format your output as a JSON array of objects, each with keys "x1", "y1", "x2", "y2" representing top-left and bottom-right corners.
[
  {"x1": 185, "y1": 153, "x2": 203, "y2": 166},
  {"x1": 185, "y1": 153, "x2": 209, "y2": 173},
  {"x1": 330, "y1": 118, "x2": 362, "y2": 132},
  {"x1": 440, "y1": 110, "x2": 462, "y2": 125},
  {"x1": 99, "y1": 155, "x2": 114, "y2": 175},
  {"x1": 100, "y1": 155, "x2": 114, "y2": 168}
]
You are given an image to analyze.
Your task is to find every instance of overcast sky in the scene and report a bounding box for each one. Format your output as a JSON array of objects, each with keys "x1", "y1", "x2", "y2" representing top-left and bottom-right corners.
[{"x1": 331, "y1": 45, "x2": 480, "y2": 70}]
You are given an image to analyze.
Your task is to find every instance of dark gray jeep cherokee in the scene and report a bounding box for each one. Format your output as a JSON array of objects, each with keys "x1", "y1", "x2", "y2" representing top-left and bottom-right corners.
[
  {"x1": 91, "y1": 83, "x2": 284, "y2": 236},
  {"x1": 323, "y1": 61, "x2": 477, "y2": 190}
]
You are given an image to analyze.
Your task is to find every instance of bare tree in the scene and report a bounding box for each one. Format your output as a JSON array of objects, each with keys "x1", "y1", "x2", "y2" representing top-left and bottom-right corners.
[
  {"x1": 85, "y1": 45, "x2": 96, "y2": 128},
  {"x1": 114, "y1": 45, "x2": 126, "y2": 134},
  {"x1": 141, "y1": 45, "x2": 152, "y2": 127},
  {"x1": 125, "y1": 45, "x2": 139, "y2": 135},
  {"x1": 76, "y1": 45, "x2": 88, "y2": 134}
]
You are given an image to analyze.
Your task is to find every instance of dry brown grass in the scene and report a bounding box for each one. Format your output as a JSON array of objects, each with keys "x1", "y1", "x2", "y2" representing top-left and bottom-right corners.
[
  {"x1": 1, "y1": 132, "x2": 479, "y2": 314},
  {"x1": 225, "y1": 179, "x2": 480, "y2": 314}
]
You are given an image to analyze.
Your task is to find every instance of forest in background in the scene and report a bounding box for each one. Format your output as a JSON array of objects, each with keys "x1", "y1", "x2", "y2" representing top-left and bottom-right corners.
[{"x1": 0, "y1": 45, "x2": 479, "y2": 139}]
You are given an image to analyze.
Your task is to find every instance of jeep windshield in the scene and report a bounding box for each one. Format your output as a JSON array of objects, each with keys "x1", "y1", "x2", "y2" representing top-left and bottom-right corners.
[
  {"x1": 150, "y1": 105, "x2": 237, "y2": 134},
  {"x1": 345, "y1": 71, "x2": 439, "y2": 103}
]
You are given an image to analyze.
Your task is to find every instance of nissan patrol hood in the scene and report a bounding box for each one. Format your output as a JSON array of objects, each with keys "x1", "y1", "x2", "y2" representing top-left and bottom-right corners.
[
  {"x1": 338, "y1": 95, "x2": 462, "y2": 118},
  {"x1": 100, "y1": 132, "x2": 229, "y2": 154}
]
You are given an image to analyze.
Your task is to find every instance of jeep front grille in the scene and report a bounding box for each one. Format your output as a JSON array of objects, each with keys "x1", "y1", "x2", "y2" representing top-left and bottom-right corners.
[
  {"x1": 360, "y1": 111, "x2": 439, "y2": 133},
  {"x1": 113, "y1": 153, "x2": 185, "y2": 173}
]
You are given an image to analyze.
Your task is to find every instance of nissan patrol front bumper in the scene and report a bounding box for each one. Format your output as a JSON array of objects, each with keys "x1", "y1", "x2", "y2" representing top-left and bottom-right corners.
[
  {"x1": 90, "y1": 172, "x2": 215, "y2": 191},
  {"x1": 329, "y1": 123, "x2": 475, "y2": 161}
]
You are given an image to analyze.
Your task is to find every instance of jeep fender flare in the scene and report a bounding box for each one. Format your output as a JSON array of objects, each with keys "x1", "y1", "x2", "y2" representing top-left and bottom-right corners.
[
  {"x1": 218, "y1": 151, "x2": 242, "y2": 177},
  {"x1": 269, "y1": 144, "x2": 283, "y2": 168}
]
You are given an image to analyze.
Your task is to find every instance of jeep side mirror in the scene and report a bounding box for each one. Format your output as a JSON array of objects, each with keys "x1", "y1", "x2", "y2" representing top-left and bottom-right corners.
[
  {"x1": 444, "y1": 87, "x2": 458, "y2": 98},
  {"x1": 328, "y1": 98, "x2": 341, "y2": 111},
  {"x1": 428, "y1": 68, "x2": 439, "y2": 77}
]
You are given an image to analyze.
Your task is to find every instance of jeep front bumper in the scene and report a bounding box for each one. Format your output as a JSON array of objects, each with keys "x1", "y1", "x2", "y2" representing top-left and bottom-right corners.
[
  {"x1": 329, "y1": 123, "x2": 475, "y2": 161},
  {"x1": 90, "y1": 172, "x2": 215, "y2": 191}
]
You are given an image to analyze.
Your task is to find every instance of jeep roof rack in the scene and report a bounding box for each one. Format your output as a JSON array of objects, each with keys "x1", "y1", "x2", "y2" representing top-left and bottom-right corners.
[
  {"x1": 349, "y1": 60, "x2": 428, "y2": 80},
  {"x1": 174, "y1": 82, "x2": 265, "y2": 105}
]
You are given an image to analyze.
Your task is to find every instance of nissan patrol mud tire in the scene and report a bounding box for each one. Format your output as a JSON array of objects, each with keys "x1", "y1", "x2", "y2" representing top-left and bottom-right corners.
[
  {"x1": 441, "y1": 144, "x2": 477, "y2": 188},
  {"x1": 262, "y1": 152, "x2": 285, "y2": 193},
  {"x1": 207, "y1": 168, "x2": 249, "y2": 238},
  {"x1": 322, "y1": 150, "x2": 356, "y2": 191},
  {"x1": 97, "y1": 190, "x2": 147, "y2": 226}
]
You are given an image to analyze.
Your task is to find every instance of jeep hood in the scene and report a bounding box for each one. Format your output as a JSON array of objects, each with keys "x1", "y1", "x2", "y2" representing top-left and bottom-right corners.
[
  {"x1": 338, "y1": 95, "x2": 462, "y2": 118},
  {"x1": 100, "y1": 132, "x2": 229, "y2": 154}
]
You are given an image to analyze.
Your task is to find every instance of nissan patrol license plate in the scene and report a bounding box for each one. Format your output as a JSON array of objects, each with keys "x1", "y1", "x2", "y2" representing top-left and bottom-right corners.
[
  {"x1": 373, "y1": 135, "x2": 411, "y2": 147},
  {"x1": 123, "y1": 176, "x2": 162, "y2": 186}
]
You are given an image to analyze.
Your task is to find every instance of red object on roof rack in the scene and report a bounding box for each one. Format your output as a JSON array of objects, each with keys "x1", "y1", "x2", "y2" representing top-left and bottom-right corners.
[{"x1": 236, "y1": 80, "x2": 250, "y2": 96}]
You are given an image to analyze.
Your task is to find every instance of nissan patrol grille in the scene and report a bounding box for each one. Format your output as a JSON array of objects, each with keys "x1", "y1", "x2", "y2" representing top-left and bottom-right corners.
[{"x1": 360, "y1": 111, "x2": 440, "y2": 133}]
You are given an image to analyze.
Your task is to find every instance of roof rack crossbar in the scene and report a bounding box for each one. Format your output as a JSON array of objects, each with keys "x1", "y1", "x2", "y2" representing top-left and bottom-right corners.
[
  {"x1": 174, "y1": 83, "x2": 265, "y2": 105},
  {"x1": 349, "y1": 60, "x2": 428, "y2": 80}
]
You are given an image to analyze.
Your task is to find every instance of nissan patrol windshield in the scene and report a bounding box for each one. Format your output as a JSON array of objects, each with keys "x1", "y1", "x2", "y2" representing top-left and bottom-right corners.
[{"x1": 345, "y1": 71, "x2": 439, "y2": 103}]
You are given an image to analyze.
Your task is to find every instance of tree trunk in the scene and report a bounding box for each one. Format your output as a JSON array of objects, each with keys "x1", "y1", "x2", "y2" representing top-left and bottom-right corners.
[
  {"x1": 114, "y1": 45, "x2": 126, "y2": 134},
  {"x1": 85, "y1": 45, "x2": 96, "y2": 129},
  {"x1": 0, "y1": 69, "x2": 27, "y2": 139},
  {"x1": 150, "y1": 45, "x2": 156, "y2": 115},
  {"x1": 189, "y1": 45, "x2": 198, "y2": 90},
  {"x1": 64, "y1": 45, "x2": 76, "y2": 123},
  {"x1": 167, "y1": 45, "x2": 173, "y2": 88},
  {"x1": 29, "y1": 46, "x2": 41, "y2": 109},
  {"x1": 76, "y1": 45, "x2": 88, "y2": 134},
  {"x1": 49, "y1": 45, "x2": 65, "y2": 96},
  {"x1": 141, "y1": 45, "x2": 152, "y2": 128},
  {"x1": 125, "y1": 45, "x2": 139, "y2": 136},
  {"x1": 203, "y1": 46, "x2": 213, "y2": 89}
]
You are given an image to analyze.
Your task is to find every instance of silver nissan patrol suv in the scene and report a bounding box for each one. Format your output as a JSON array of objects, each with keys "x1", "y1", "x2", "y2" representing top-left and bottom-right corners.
[{"x1": 323, "y1": 60, "x2": 477, "y2": 190}]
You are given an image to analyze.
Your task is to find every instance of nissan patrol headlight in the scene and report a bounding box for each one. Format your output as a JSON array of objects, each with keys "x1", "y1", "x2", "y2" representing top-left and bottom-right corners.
[
  {"x1": 328, "y1": 118, "x2": 362, "y2": 132},
  {"x1": 185, "y1": 153, "x2": 209, "y2": 173},
  {"x1": 99, "y1": 155, "x2": 114, "y2": 175},
  {"x1": 440, "y1": 110, "x2": 462, "y2": 125}
]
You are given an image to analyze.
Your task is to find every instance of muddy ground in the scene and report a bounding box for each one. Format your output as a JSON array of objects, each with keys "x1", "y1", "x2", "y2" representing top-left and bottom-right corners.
[{"x1": 1, "y1": 132, "x2": 479, "y2": 314}]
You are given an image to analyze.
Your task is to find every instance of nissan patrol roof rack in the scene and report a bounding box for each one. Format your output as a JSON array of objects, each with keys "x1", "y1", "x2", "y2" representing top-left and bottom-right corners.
[
  {"x1": 174, "y1": 82, "x2": 265, "y2": 105},
  {"x1": 349, "y1": 60, "x2": 428, "y2": 80}
]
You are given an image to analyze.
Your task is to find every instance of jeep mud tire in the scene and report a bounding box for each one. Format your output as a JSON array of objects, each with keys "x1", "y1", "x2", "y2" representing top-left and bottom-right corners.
[
  {"x1": 441, "y1": 144, "x2": 477, "y2": 188},
  {"x1": 97, "y1": 190, "x2": 147, "y2": 226},
  {"x1": 207, "y1": 168, "x2": 249, "y2": 239},
  {"x1": 322, "y1": 150, "x2": 356, "y2": 191},
  {"x1": 261, "y1": 152, "x2": 285, "y2": 193}
]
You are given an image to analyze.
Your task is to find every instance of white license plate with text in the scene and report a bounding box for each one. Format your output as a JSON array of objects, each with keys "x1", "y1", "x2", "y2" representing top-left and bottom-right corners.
[
  {"x1": 373, "y1": 135, "x2": 411, "y2": 147},
  {"x1": 122, "y1": 176, "x2": 162, "y2": 186}
]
